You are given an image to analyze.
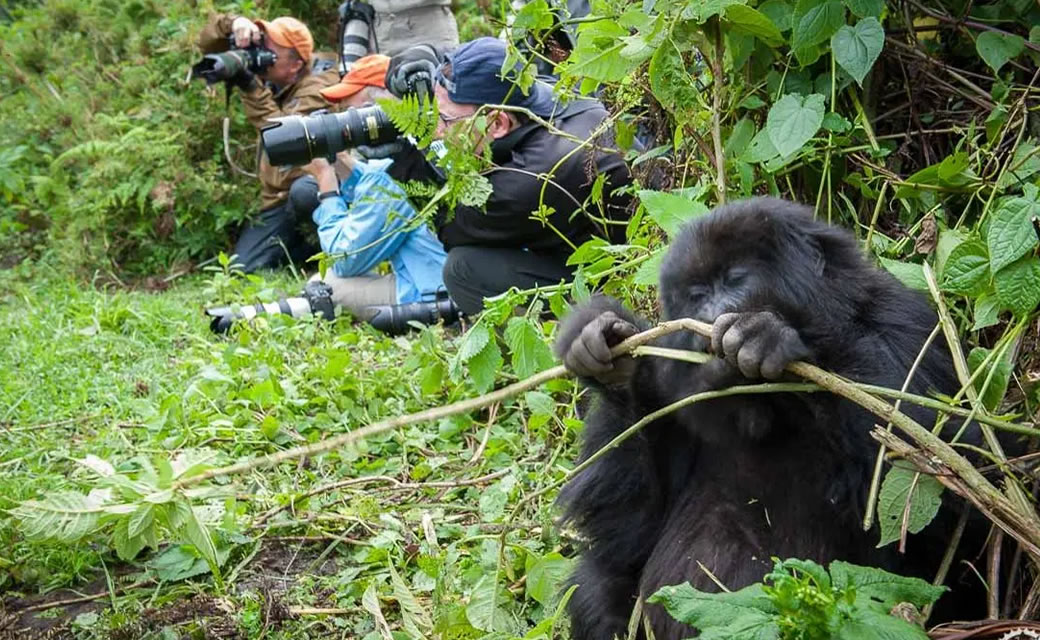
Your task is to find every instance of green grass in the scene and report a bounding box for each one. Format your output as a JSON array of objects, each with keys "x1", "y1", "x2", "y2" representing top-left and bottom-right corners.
[{"x1": 0, "y1": 259, "x2": 580, "y2": 639}]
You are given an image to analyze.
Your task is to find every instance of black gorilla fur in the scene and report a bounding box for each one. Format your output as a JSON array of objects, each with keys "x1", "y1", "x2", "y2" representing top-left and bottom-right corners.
[{"x1": 554, "y1": 198, "x2": 993, "y2": 640}]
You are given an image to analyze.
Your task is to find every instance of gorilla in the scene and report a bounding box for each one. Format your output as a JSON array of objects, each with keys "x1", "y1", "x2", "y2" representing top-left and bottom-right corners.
[{"x1": 554, "y1": 198, "x2": 992, "y2": 640}]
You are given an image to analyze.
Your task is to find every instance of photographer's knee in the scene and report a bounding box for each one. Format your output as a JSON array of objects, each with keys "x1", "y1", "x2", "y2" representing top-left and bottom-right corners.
[{"x1": 288, "y1": 175, "x2": 319, "y2": 216}]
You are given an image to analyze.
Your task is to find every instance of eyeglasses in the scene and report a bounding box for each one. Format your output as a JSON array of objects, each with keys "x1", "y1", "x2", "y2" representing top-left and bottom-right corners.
[{"x1": 438, "y1": 111, "x2": 470, "y2": 126}]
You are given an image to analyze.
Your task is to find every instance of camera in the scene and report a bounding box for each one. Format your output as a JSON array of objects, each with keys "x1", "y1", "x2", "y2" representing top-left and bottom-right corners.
[
  {"x1": 260, "y1": 105, "x2": 399, "y2": 166},
  {"x1": 205, "y1": 280, "x2": 335, "y2": 334},
  {"x1": 192, "y1": 36, "x2": 277, "y2": 85},
  {"x1": 337, "y1": 0, "x2": 376, "y2": 76},
  {"x1": 366, "y1": 293, "x2": 461, "y2": 335}
]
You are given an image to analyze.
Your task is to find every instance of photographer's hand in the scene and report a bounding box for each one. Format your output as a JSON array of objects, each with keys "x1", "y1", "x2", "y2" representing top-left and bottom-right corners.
[
  {"x1": 231, "y1": 17, "x2": 262, "y2": 48},
  {"x1": 303, "y1": 157, "x2": 341, "y2": 194}
]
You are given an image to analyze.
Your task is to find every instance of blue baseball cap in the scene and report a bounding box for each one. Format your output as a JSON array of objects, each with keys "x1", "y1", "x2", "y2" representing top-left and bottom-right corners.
[{"x1": 436, "y1": 37, "x2": 558, "y2": 118}]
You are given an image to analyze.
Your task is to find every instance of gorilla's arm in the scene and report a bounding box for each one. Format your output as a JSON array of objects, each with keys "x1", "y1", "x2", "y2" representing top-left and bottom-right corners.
[{"x1": 554, "y1": 295, "x2": 650, "y2": 390}]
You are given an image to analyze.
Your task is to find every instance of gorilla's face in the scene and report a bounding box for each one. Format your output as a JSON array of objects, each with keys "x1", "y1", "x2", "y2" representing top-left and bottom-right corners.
[{"x1": 677, "y1": 263, "x2": 765, "y2": 323}]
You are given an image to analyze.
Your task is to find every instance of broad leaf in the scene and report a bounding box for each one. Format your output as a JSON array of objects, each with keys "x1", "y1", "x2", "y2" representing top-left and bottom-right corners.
[
  {"x1": 791, "y1": 0, "x2": 845, "y2": 50},
  {"x1": 725, "y1": 5, "x2": 784, "y2": 45},
  {"x1": 879, "y1": 257, "x2": 928, "y2": 291},
  {"x1": 830, "y1": 560, "x2": 946, "y2": 610},
  {"x1": 845, "y1": 0, "x2": 882, "y2": 18},
  {"x1": 467, "y1": 336, "x2": 504, "y2": 393},
  {"x1": 759, "y1": 0, "x2": 793, "y2": 32},
  {"x1": 512, "y1": 0, "x2": 553, "y2": 30},
  {"x1": 987, "y1": 196, "x2": 1040, "y2": 273},
  {"x1": 12, "y1": 491, "x2": 105, "y2": 542},
  {"x1": 994, "y1": 255, "x2": 1040, "y2": 317},
  {"x1": 976, "y1": 31, "x2": 1025, "y2": 73},
  {"x1": 526, "y1": 552, "x2": 574, "y2": 606},
  {"x1": 390, "y1": 562, "x2": 433, "y2": 639},
  {"x1": 504, "y1": 316, "x2": 554, "y2": 379},
  {"x1": 566, "y1": 21, "x2": 636, "y2": 83},
  {"x1": 967, "y1": 346, "x2": 1014, "y2": 412},
  {"x1": 683, "y1": 0, "x2": 746, "y2": 22},
  {"x1": 972, "y1": 294, "x2": 1001, "y2": 331},
  {"x1": 649, "y1": 582, "x2": 779, "y2": 640},
  {"x1": 639, "y1": 189, "x2": 710, "y2": 236},
  {"x1": 766, "y1": 94, "x2": 825, "y2": 157},
  {"x1": 458, "y1": 324, "x2": 491, "y2": 362},
  {"x1": 633, "y1": 250, "x2": 666, "y2": 286},
  {"x1": 876, "y1": 467, "x2": 943, "y2": 548},
  {"x1": 831, "y1": 18, "x2": 884, "y2": 86},
  {"x1": 940, "y1": 240, "x2": 990, "y2": 295},
  {"x1": 466, "y1": 575, "x2": 515, "y2": 633},
  {"x1": 649, "y1": 39, "x2": 700, "y2": 115}
]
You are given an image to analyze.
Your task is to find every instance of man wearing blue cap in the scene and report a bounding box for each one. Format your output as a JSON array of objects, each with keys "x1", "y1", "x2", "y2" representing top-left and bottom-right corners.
[{"x1": 384, "y1": 37, "x2": 633, "y2": 315}]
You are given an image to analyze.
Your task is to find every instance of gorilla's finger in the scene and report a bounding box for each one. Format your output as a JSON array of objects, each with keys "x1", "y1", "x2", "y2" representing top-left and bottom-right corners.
[
  {"x1": 711, "y1": 313, "x2": 741, "y2": 355},
  {"x1": 760, "y1": 348, "x2": 788, "y2": 380},
  {"x1": 720, "y1": 321, "x2": 746, "y2": 368},
  {"x1": 582, "y1": 316, "x2": 615, "y2": 364},
  {"x1": 736, "y1": 343, "x2": 763, "y2": 379},
  {"x1": 570, "y1": 330, "x2": 613, "y2": 374},
  {"x1": 567, "y1": 342, "x2": 612, "y2": 377},
  {"x1": 610, "y1": 320, "x2": 639, "y2": 342}
]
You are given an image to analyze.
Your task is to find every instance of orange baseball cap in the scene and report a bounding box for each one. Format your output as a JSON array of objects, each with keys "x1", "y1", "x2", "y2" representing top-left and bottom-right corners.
[
  {"x1": 321, "y1": 55, "x2": 390, "y2": 102},
  {"x1": 255, "y1": 17, "x2": 314, "y2": 63}
]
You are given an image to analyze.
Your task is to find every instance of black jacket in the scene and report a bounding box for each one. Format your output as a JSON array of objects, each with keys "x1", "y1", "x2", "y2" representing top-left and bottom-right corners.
[{"x1": 391, "y1": 99, "x2": 633, "y2": 258}]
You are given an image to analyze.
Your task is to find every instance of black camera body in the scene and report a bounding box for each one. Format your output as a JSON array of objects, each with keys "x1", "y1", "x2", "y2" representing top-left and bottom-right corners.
[
  {"x1": 261, "y1": 105, "x2": 400, "y2": 166},
  {"x1": 191, "y1": 36, "x2": 277, "y2": 85}
]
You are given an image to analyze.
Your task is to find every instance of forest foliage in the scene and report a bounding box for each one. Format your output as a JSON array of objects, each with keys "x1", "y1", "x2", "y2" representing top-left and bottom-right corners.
[{"x1": 1, "y1": 0, "x2": 1040, "y2": 637}]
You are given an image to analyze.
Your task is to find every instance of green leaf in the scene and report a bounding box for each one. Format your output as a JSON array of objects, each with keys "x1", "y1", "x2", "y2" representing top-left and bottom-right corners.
[
  {"x1": 994, "y1": 255, "x2": 1040, "y2": 317},
  {"x1": 150, "y1": 545, "x2": 212, "y2": 582},
  {"x1": 505, "y1": 317, "x2": 554, "y2": 379},
  {"x1": 837, "y1": 607, "x2": 932, "y2": 640},
  {"x1": 466, "y1": 575, "x2": 515, "y2": 633},
  {"x1": 766, "y1": 93, "x2": 826, "y2": 157},
  {"x1": 178, "y1": 500, "x2": 219, "y2": 570},
  {"x1": 725, "y1": 118, "x2": 757, "y2": 158},
  {"x1": 683, "y1": 0, "x2": 746, "y2": 22},
  {"x1": 113, "y1": 518, "x2": 146, "y2": 562},
  {"x1": 467, "y1": 334, "x2": 504, "y2": 393},
  {"x1": 831, "y1": 18, "x2": 884, "y2": 86},
  {"x1": 724, "y1": 5, "x2": 784, "y2": 45},
  {"x1": 997, "y1": 140, "x2": 1040, "y2": 188},
  {"x1": 791, "y1": 0, "x2": 845, "y2": 50},
  {"x1": 478, "y1": 484, "x2": 508, "y2": 520},
  {"x1": 940, "y1": 241, "x2": 990, "y2": 295},
  {"x1": 878, "y1": 257, "x2": 928, "y2": 291},
  {"x1": 390, "y1": 562, "x2": 433, "y2": 639},
  {"x1": 362, "y1": 582, "x2": 394, "y2": 640},
  {"x1": 526, "y1": 552, "x2": 574, "y2": 606},
  {"x1": 759, "y1": 0, "x2": 793, "y2": 32},
  {"x1": 458, "y1": 324, "x2": 491, "y2": 362},
  {"x1": 844, "y1": 0, "x2": 882, "y2": 18},
  {"x1": 12, "y1": 491, "x2": 105, "y2": 542},
  {"x1": 566, "y1": 21, "x2": 637, "y2": 83},
  {"x1": 512, "y1": 0, "x2": 554, "y2": 30},
  {"x1": 967, "y1": 346, "x2": 1014, "y2": 412},
  {"x1": 649, "y1": 582, "x2": 779, "y2": 639},
  {"x1": 742, "y1": 128, "x2": 780, "y2": 164},
  {"x1": 127, "y1": 503, "x2": 155, "y2": 538},
  {"x1": 830, "y1": 560, "x2": 946, "y2": 610},
  {"x1": 976, "y1": 31, "x2": 1025, "y2": 73},
  {"x1": 420, "y1": 361, "x2": 444, "y2": 395},
  {"x1": 639, "y1": 190, "x2": 711, "y2": 236},
  {"x1": 972, "y1": 294, "x2": 1001, "y2": 331},
  {"x1": 987, "y1": 196, "x2": 1040, "y2": 273},
  {"x1": 633, "y1": 250, "x2": 666, "y2": 286},
  {"x1": 649, "y1": 39, "x2": 700, "y2": 115},
  {"x1": 876, "y1": 467, "x2": 944, "y2": 548}
]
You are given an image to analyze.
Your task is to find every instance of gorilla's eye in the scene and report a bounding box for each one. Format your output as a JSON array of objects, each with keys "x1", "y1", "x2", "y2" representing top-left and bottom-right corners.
[
  {"x1": 725, "y1": 267, "x2": 749, "y2": 287},
  {"x1": 687, "y1": 285, "x2": 709, "y2": 303}
]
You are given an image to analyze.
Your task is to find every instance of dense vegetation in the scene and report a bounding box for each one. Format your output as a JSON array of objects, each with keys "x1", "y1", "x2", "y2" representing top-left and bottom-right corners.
[{"x1": 1, "y1": 0, "x2": 1039, "y2": 637}]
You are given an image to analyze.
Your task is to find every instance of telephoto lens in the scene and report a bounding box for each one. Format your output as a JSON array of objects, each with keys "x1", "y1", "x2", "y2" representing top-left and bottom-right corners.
[
  {"x1": 205, "y1": 281, "x2": 335, "y2": 334},
  {"x1": 365, "y1": 295, "x2": 461, "y2": 335},
  {"x1": 261, "y1": 105, "x2": 399, "y2": 166},
  {"x1": 191, "y1": 44, "x2": 277, "y2": 84},
  {"x1": 337, "y1": 0, "x2": 376, "y2": 75}
]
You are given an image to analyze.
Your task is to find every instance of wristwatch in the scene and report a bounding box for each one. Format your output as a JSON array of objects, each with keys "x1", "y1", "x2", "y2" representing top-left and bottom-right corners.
[{"x1": 318, "y1": 190, "x2": 340, "y2": 201}]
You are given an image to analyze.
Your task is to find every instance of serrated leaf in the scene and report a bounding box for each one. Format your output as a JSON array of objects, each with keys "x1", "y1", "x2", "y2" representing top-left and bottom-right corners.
[
  {"x1": 649, "y1": 582, "x2": 779, "y2": 639},
  {"x1": 525, "y1": 552, "x2": 574, "y2": 606},
  {"x1": 837, "y1": 607, "x2": 932, "y2": 640},
  {"x1": 566, "y1": 21, "x2": 636, "y2": 83},
  {"x1": 967, "y1": 346, "x2": 1014, "y2": 411},
  {"x1": 976, "y1": 31, "x2": 1025, "y2": 73},
  {"x1": 458, "y1": 324, "x2": 491, "y2": 362},
  {"x1": 648, "y1": 39, "x2": 700, "y2": 115},
  {"x1": 178, "y1": 499, "x2": 219, "y2": 569},
  {"x1": 12, "y1": 491, "x2": 105, "y2": 542},
  {"x1": 994, "y1": 255, "x2": 1040, "y2": 317},
  {"x1": 512, "y1": 0, "x2": 553, "y2": 30},
  {"x1": 987, "y1": 197, "x2": 1040, "y2": 273},
  {"x1": 466, "y1": 575, "x2": 515, "y2": 633},
  {"x1": 998, "y1": 140, "x2": 1040, "y2": 188},
  {"x1": 831, "y1": 18, "x2": 884, "y2": 86},
  {"x1": 759, "y1": 0, "x2": 793, "y2": 31},
  {"x1": 683, "y1": 0, "x2": 745, "y2": 22},
  {"x1": 76, "y1": 454, "x2": 116, "y2": 477},
  {"x1": 742, "y1": 128, "x2": 780, "y2": 164},
  {"x1": 639, "y1": 190, "x2": 710, "y2": 236},
  {"x1": 478, "y1": 484, "x2": 508, "y2": 521},
  {"x1": 766, "y1": 94, "x2": 825, "y2": 157},
  {"x1": 830, "y1": 560, "x2": 946, "y2": 609},
  {"x1": 879, "y1": 257, "x2": 928, "y2": 291},
  {"x1": 127, "y1": 503, "x2": 155, "y2": 538},
  {"x1": 724, "y1": 5, "x2": 783, "y2": 45},
  {"x1": 150, "y1": 545, "x2": 211, "y2": 582},
  {"x1": 876, "y1": 467, "x2": 943, "y2": 547},
  {"x1": 940, "y1": 241, "x2": 990, "y2": 295},
  {"x1": 390, "y1": 562, "x2": 432, "y2": 639},
  {"x1": 791, "y1": 0, "x2": 845, "y2": 50},
  {"x1": 467, "y1": 335, "x2": 503, "y2": 393},
  {"x1": 505, "y1": 317, "x2": 554, "y2": 379},
  {"x1": 362, "y1": 582, "x2": 394, "y2": 640},
  {"x1": 113, "y1": 518, "x2": 146, "y2": 562}
]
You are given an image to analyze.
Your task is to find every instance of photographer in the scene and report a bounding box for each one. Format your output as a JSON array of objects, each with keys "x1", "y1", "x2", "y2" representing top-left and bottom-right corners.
[
  {"x1": 302, "y1": 56, "x2": 449, "y2": 322},
  {"x1": 198, "y1": 14, "x2": 339, "y2": 272},
  {"x1": 386, "y1": 37, "x2": 633, "y2": 315}
]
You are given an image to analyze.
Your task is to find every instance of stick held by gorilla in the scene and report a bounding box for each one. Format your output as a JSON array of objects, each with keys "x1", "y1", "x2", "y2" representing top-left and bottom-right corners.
[{"x1": 555, "y1": 198, "x2": 1005, "y2": 639}]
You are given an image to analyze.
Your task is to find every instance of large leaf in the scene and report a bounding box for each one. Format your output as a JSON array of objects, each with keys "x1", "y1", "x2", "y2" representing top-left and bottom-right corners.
[
  {"x1": 879, "y1": 257, "x2": 928, "y2": 291},
  {"x1": 967, "y1": 346, "x2": 1014, "y2": 412},
  {"x1": 649, "y1": 39, "x2": 700, "y2": 115},
  {"x1": 467, "y1": 335, "x2": 504, "y2": 393},
  {"x1": 566, "y1": 21, "x2": 637, "y2": 83},
  {"x1": 526, "y1": 552, "x2": 574, "y2": 606},
  {"x1": 766, "y1": 94, "x2": 825, "y2": 157},
  {"x1": 830, "y1": 561, "x2": 946, "y2": 610},
  {"x1": 458, "y1": 324, "x2": 491, "y2": 362},
  {"x1": 12, "y1": 491, "x2": 106, "y2": 542},
  {"x1": 791, "y1": 0, "x2": 845, "y2": 50},
  {"x1": 994, "y1": 255, "x2": 1040, "y2": 317},
  {"x1": 639, "y1": 189, "x2": 710, "y2": 236},
  {"x1": 998, "y1": 140, "x2": 1040, "y2": 188},
  {"x1": 976, "y1": 31, "x2": 1025, "y2": 73},
  {"x1": 724, "y1": 5, "x2": 783, "y2": 45},
  {"x1": 831, "y1": 18, "x2": 884, "y2": 86},
  {"x1": 390, "y1": 562, "x2": 433, "y2": 639},
  {"x1": 987, "y1": 196, "x2": 1040, "y2": 273},
  {"x1": 845, "y1": 0, "x2": 882, "y2": 18},
  {"x1": 466, "y1": 575, "x2": 515, "y2": 633},
  {"x1": 649, "y1": 582, "x2": 779, "y2": 640},
  {"x1": 876, "y1": 467, "x2": 943, "y2": 548},
  {"x1": 683, "y1": 0, "x2": 746, "y2": 22},
  {"x1": 504, "y1": 316, "x2": 554, "y2": 379},
  {"x1": 940, "y1": 240, "x2": 990, "y2": 295}
]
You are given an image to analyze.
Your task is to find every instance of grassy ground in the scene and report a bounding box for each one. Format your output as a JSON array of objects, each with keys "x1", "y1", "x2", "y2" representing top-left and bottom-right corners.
[{"x1": 0, "y1": 260, "x2": 578, "y2": 639}]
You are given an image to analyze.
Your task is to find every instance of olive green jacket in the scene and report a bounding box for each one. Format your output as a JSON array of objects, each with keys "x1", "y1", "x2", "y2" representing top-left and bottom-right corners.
[{"x1": 199, "y1": 13, "x2": 339, "y2": 210}]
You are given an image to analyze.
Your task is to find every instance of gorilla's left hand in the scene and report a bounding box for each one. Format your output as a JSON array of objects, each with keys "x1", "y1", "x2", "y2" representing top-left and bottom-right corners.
[{"x1": 710, "y1": 312, "x2": 809, "y2": 380}]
